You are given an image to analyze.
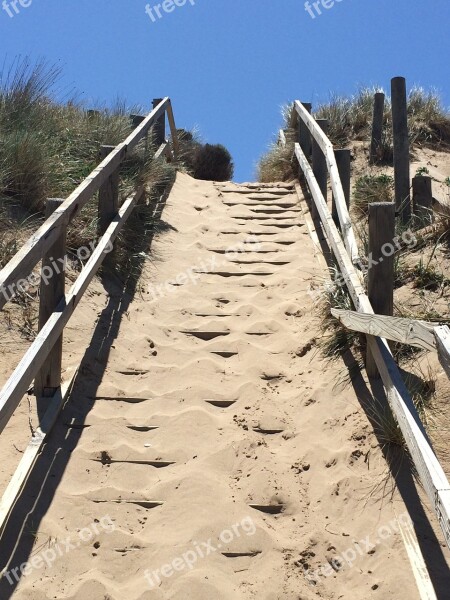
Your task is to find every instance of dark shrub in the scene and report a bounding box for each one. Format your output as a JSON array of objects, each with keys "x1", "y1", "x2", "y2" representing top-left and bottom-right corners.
[{"x1": 192, "y1": 143, "x2": 234, "y2": 181}]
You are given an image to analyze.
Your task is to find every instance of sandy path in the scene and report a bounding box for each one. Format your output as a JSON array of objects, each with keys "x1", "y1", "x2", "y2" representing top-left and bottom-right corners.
[{"x1": 1, "y1": 173, "x2": 449, "y2": 599}]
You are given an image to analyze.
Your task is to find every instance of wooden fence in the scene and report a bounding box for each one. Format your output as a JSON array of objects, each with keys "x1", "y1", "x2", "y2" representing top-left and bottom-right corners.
[
  {"x1": 280, "y1": 98, "x2": 450, "y2": 554},
  {"x1": 0, "y1": 97, "x2": 180, "y2": 534}
]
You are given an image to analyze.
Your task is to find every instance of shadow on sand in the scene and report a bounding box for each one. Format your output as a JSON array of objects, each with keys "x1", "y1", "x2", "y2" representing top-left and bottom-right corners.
[
  {"x1": 300, "y1": 178, "x2": 449, "y2": 597},
  {"x1": 0, "y1": 180, "x2": 174, "y2": 597}
]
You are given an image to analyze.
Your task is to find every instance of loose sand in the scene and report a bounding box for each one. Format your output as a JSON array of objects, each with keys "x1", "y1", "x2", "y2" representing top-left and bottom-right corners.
[{"x1": 0, "y1": 172, "x2": 449, "y2": 599}]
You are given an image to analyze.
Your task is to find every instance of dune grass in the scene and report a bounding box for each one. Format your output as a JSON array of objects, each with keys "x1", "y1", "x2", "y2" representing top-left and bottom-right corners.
[
  {"x1": 352, "y1": 173, "x2": 394, "y2": 218},
  {"x1": 315, "y1": 86, "x2": 450, "y2": 157},
  {"x1": 258, "y1": 86, "x2": 450, "y2": 181},
  {"x1": 0, "y1": 58, "x2": 207, "y2": 339},
  {"x1": 0, "y1": 59, "x2": 214, "y2": 269}
]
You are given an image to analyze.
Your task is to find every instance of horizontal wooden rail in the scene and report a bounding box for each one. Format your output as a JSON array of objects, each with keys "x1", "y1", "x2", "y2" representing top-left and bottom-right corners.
[
  {"x1": 0, "y1": 97, "x2": 181, "y2": 550},
  {"x1": 294, "y1": 144, "x2": 365, "y2": 306},
  {"x1": 0, "y1": 373, "x2": 77, "y2": 538},
  {"x1": 0, "y1": 98, "x2": 177, "y2": 312},
  {"x1": 331, "y1": 309, "x2": 450, "y2": 379},
  {"x1": 295, "y1": 141, "x2": 450, "y2": 550},
  {"x1": 154, "y1": 141, "x2": 172, "y2": 161},
  {"x1": 0, "y1": 187, "x2": 145, "y2": 436},
  {"x1": 435, "y1": 327, "x2": 450, "y2": 380},
  {"x1": 293, "y1": 101, "x2": 359, "y2": 265}
]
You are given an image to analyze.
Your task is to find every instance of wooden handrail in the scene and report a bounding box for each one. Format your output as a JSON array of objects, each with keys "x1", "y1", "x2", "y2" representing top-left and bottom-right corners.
[
  {"x1": 0, "y1": 186, "x2": 145, "y2": 435},
  {"x1": 0, "y1": 98, "x2": 178, "y2": 312},
  {"x1": 331, "y1": 309, "x2": 450, "y2": 379},
  {"x1": 295, "y1": 140, "x2": 450, "y2": 551},
  {"x1": 294, "y1": 101, "x2": 360, "y2": 264},
  {"x1": 0, "y1": 98, "x2": 181, "y2": 540}
]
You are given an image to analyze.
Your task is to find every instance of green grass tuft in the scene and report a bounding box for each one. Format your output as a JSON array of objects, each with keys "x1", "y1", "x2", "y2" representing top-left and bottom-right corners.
[{"x1": 352, "y1": 174, "x2": 394, "y2": 218}]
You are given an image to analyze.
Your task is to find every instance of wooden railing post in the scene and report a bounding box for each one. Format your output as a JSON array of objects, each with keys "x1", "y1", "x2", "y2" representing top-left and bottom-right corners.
[
  {"x1": 152, "y1": 98, "x2": 166, "y2": 147},
  {"x1": 98, "y1": 145, "x2": 120, "y2": 234},
  {"x1": 370, "y1": 92, "x2": 385, "y2": 164},
  {"x1": 166, "y1": 101, "x2": 180, "y2": 158},
  {"x1": 130, "y1": 114, "x2": 145, "y2": 128},
  {"x1": 130, "y1": 113, "x2": 148, "y2": 156},
  {"x1": 299, "y1": 102, "x2": 312, "y2": 161},
  {"x1": 366, "y1": 202, "x2": 396, "y2": 377},
  {"x1": 332, "y1": 149, "x2": 351, "y2": 227},
  {"x1": 412, "y1": 175, "x2": 433, "y2": 226},
  {"x1": 98, "y1": 145, "x2": 120, "y2": 267},
  {"x1": 391, "y1": 77, "x2": 411, "y2": 224},
  {"x1": 311, "y1": 118, "x2": 328, "y2": 219},
  {"x1": 35, "y1": 199, "x2": 66, "y2": 409}
]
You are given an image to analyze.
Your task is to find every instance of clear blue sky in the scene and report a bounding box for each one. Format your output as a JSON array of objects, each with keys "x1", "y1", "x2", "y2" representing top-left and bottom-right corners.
[{"x1": 1, "y1": 0, "x2": 449, "y2": 181}]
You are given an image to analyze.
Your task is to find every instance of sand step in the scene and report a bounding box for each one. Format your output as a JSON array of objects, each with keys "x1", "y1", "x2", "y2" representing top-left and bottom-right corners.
[
  {"x1": 219, "y1": 182, "x2": 293, "y2": 189},
  {"x1": 219, "y1": 231, "x2": 297, "y2": 238},
  {"x1": 93, "y1": 454, "x2": 175, "y2": 468},
  {"x1": 182, "y1": 330, "x2": 231, "y2": 340},
  {"x1": 249, "y1": 208, "x2": 301, "y2": 214},
  {"x1": 249, "y1": 504, "x2": 285, "y2": 515},
  {"x1": 195, "y1": 271, "x2": 274, "y2": 277},
  {"x1": 219, "y1": 188, "x2": 293, "y2": 195},
  {"x1": 205, "y1": 399, "x2": 237, "y2": 408},
  {"x1": 221, "y1": 551, "x2": 262, "y2": 558},
  {"x1": 231, "y1": 215, "x2": 293, "y2": 225},
  {"x1": 247, "y1": 194, "x2": 293, "y2": 201},
  {"x1": 228, "y1": 260, "x2": 290, "y2": 266},
  {"x1": 127, "y1": 425, "x2": 159, "y2": 432},
  {"x1": 207, "y1": 248, "x2": 286, "y2": 254},
  {"x1": 210, "y1": 351, "x2": 238, "y2": 358},
  {"x1": 92, "y1": 499, "x2": 164, "y2": 509},
  {"x1": 94, "y1": 396, "x2": 150, "y2": 403},
  {"x1": 194, "y1": 312, "x2": 246, "y2": 318},
  {"x1": 253, "y1": 426, "x2": 285, "y2": 434},
  {"x1": 224, "y1": 202, "x2": 298, "y2": 208},
  {"x1": 95, "y1": 396, "x2": 152, "y2": 404}
]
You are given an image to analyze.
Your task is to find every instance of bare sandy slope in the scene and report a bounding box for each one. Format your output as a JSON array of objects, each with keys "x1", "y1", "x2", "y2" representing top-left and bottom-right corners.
[{"x1": 0, "y1": 172, "x2": 449, "y2": 599}]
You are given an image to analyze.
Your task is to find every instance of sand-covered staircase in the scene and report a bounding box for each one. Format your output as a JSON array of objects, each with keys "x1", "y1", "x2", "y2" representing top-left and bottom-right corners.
[{"x1": 1, "y1": 173, "x2": 437, "y2": 600}]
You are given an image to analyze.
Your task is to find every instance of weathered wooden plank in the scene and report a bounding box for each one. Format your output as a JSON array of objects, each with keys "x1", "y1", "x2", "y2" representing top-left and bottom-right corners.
[
  {"x1": 0, "y1": 187, "x2": 144, "y2": 435},
  {"x1": 332, "y1": 309, "x2": 450, "y2": 381},
  {"x1": 0, "y1": 373, "x2": 76, "y2": 537},
  {"x1": 299, "y1": 102, "x2": 312, "y2": 160},
  {"x1": 296, "y1": 141, "x2": 450, "y2": 550},
  {"x1": 312, "y1": 119, "x2": 328, "y2": 220},
  {"x1": 294, "y1": 101, "x2": 359, "y2": 264},
  {"x1": 98, "y1": 145, "x2": 120, "y2": 236},
  {"x1": 154, "y1": 141, "x2": 170, "y2": 160},
  {"x1": 435, "y1": 326, "x2": 450, "y2": 379},
  {"x1": 35, "y1": 199, "x2": 66, "y2": 402},
  {"x1": 412, "y1": 175, "x2": 434, "y2": 225},
  {"x1": 152, "y1": 98, "x2": 166, "y2": 147},
  {"x1": 330, "y1": 309, "x2": 437, "y2": 352},
  {"x1": 391, "y1": 77, "x2": 411, "y2": 223},
  {"x1": 370, "y1": 92, "x2": 385, "y2": 164},
  {"x1": 294, "y1": 143, "x2": 366, "y2": 309},
  {"x1": 332, "y1": 149, "x2": 351, "y2": 227},
  {"x1": 367, "y1": 334, "x2": 450, "y2": 549},
  {"x1": 165, "y1": 99, "x2": 180, "y2": 158},
  {"x1": 366, "y1": 202, "x2": 396, "y2": 377}
]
